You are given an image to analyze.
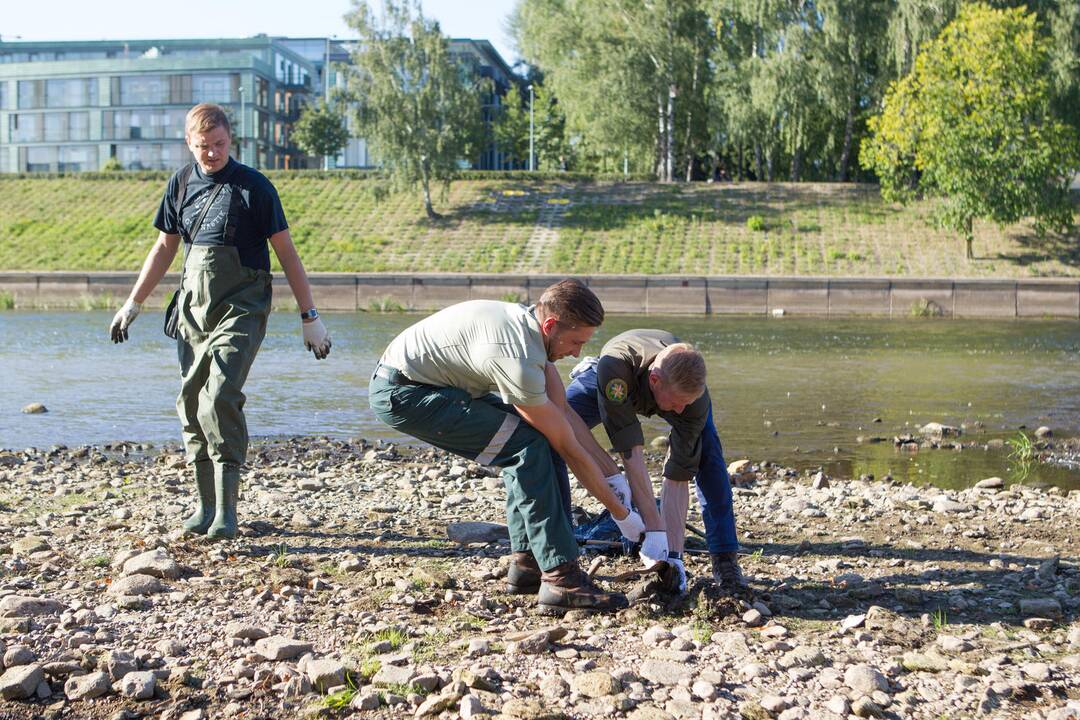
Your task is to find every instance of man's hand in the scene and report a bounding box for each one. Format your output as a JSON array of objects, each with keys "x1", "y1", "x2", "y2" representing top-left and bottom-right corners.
[
  {"x1": 640, "y1": 530, "x2": 669, "y2": 568},
  {"x1": 302, "y1": 317, "x2": 331, "y2": 360},
  {"x1": 614, "y1": 507, "x2": 646, "y2": 543},
  {"x1": 661, "y1": 557, "x2": 688, "y2": 594},
  {"x1": 606, "y1": 472, "x2": 632, "y2": 509},
  {"x1": 109, "y1": 300, "x2": 141, "y2": 343}
]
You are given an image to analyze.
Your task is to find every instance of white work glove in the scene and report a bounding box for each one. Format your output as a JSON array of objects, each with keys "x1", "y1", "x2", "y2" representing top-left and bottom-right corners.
[
  {"x1": 605, "y1": 472, "x2": 632, "y2": 509},
  {"x1": 109, "y1": 299, "x2": 141, "y2": 343},
  {"x1": 614, "y1": 508, "x2": 646, "y2": 543},
  {"x1": 667, "y1": 557, "x2": 687, "y2": 594},
  {"x1": 640, "y1": 531, "x2": 669, "y2": 568},
  {"x1": 302, "y1": 317, "x2": 332, "y2": 360}
]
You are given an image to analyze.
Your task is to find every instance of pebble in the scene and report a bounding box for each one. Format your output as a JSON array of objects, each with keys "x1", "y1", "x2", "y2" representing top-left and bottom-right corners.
[
  {"x1": 844, "y1": 664, "x2": 889, "y2": 695},
  {"x1": 253, "y1": 636, "x2": 313, "y2": 661},
  {"x1": 64, "y1": 671, "x2": 111, "y2": 700},
  {"x1": 122, "y1": 548, "x2": 183, "y2": 579},
  {"x1": 118, "y1": 670, "x2": 156, "y2": 700},
  {"x1": 571, "y1": 670, "x2": 619, "y2": 697}
]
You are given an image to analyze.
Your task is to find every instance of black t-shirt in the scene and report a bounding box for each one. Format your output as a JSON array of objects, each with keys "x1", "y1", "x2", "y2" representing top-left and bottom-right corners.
[{"x1": 153, "y1": 158, "x2": 288, "y2": 272}]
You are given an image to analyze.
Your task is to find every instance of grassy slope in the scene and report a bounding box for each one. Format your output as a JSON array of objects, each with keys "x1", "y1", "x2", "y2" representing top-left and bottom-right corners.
[{"x1": 0, "y1": 173, "x2": 1076, "y2": 277}]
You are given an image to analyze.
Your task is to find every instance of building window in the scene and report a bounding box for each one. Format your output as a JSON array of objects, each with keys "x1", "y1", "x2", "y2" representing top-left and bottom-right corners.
[
  {"x1": 58, "y1": 145, "x2": 95, "y2": 172},
  {"x1": 119, "y1": 75, "x2": 169, "y2": 105},
  {"x1": 104, "y1": 108, "x2": 187, "y2": 140},
  {"x1": 68, "y1": 112, "x2": 90, "y2": 141},
  {"x1": 45, "y1": 78, "x2": 97, "y2": 108},
  {"x1": 193, "y1": 74, "x2": 237, "y2": 104},
  {"x1": 18, "y1": 80, "x2": 43, "y2": 109},
  {"x1": 11, "y1": 114, "x2": 40, "y2": 142},
  {"x1": 0, "y1": 81, "x2": 7, "y2": 111},
  {"x1": 257, "y1": 77, "x2": 269, "y2": 108},
  {"x1": 116, "y1": 142, "x2": 187, "y2": 170},
  {"x1": 26, "y1": 146, "x2": 53, "y2": 172}
]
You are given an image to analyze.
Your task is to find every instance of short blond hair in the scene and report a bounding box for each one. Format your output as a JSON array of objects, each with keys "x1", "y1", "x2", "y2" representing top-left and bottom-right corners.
[
  {"x1": 653, "y1": 343, "x2": 706, "y2": 396},
  {"x1": 185, "y1": 103, "x2": 231, "y2": 137}
]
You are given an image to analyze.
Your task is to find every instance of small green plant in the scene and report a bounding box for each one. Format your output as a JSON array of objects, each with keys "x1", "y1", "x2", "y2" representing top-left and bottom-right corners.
[
  {"x1": 80, "y1": 293, "x2": 115, "y2": 311},
  {"x1": 931, "y1": 607, "x2": 948, "y2": 632},
  {"x1": 691, "y1": 619, "x2": 714, "y2": 645},
  {"x1": 82, "y1": 555, "x2": 110, "y2": 568},
  {"x1": 372, "y1": 627, "x2": 408, "y2": 649},
  {"x1": 271, "y1": 543, "x2": 290, "y2": 568},
  {"x1": 0, "y1": 291, "x2": 14, "y2": 310},
  {"x1": 746, "y1": 215, "x2": 766, "y2": 232},
  {"x1": 358, "y1": 658, "x2": 381, "y2": 680},
  {"x1": 1007, "y1": 431, "x2": 1035, "y2": 481},
  {"x1": 101, "y1": 156, "x2": 124, "y2": 172},
  {"x1": 322, "y1": 674, "x2": 358, "y2": 709},
  {"x1": 910, "y1": 298, "x2": 943, "y2": 317},
  {"x1": 500, "y1": 291, "x2": 524, "y2": 304},
  {"x1": 366, "y1": 296, "x2": 405, "y2": 313}
]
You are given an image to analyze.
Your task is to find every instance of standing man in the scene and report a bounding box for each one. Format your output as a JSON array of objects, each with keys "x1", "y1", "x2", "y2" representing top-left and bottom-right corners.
[
  {"x1": 555, "y1": 330, "x2": 749, "y2": 596},
  {"x1": 108, "y1": 103, "x2": 331, "y2": 540},
  {"x1": 368, "y1": 280, "x2": 646, "y2": 615}
]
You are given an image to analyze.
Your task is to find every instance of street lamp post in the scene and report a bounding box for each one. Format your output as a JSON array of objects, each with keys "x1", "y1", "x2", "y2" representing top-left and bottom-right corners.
[
  {"x1": 528, "y1": 84, "x2": 534, "y2": 172},
  {"x1": 323, "y1": 36, "x2": 331, "y2": 171},
  {"x1": 238, "y1": 84, "x2": 246, "y2": 165}
]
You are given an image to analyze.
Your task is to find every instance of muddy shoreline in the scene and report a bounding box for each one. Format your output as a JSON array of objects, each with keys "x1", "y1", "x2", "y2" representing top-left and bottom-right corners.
[{"x1": 0, "y1": 437, "x2": 1078, "y2": 719}]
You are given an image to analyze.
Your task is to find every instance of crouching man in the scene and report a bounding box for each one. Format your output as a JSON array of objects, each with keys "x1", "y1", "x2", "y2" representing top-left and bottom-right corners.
[
  {"x1": 555, "y1": 330, "x2": 749, "y2": 596},
  {"x1": 368, "y1": 280, "x2": 645, "y2": 614}
]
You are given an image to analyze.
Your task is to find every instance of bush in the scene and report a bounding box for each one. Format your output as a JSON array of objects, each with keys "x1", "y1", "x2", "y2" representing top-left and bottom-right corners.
[
  {"x1": 101, "y1": 157, "x2": 124, "y2": 172},
  {"x1": 747, "y1": 215, "x2": 766, "y2": 232}
]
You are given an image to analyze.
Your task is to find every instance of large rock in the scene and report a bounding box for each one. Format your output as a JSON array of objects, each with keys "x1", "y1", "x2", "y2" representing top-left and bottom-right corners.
[
  {"x1": 225, "y1": 622, "x2": 268, "y2": 640},
  {"x1": 572, "y1": 670, "x2": 620, "y2": 698},
  {"x1": 65, "y1": 671, "x2": 111, "y2": 700},
  {"x1": 932, "y1": 497, "x2": 969, "y2": 513},
  {"x1": 500, "y1": 698, "x2": 567, "y2": 720},
  {"x1": 920, "y1": 422, "x2": 960, "y2": 439},
  {"x1": 254, "y1": 636, "x2": 312, "y2": 661},
  {"x1": 3, "y1": 645, "x2": 36, "y2": 667},
  {"x1": 639, "y1": 659, "x2": 691, "y2": 686},
  {"x1": 307, "y1": 658, "x2": 346, "y2": 692},
  {"x1": 0, "y1": 595, "x2": 63, "y2": 618},
  {"x1": 122, "y1": 548, "x2": 182, "y2": 579},
  {"x1": 446, "y1": 522, "x2": 509, "y2": 544},
  {"x1": 372, "y1": 663, "x2": 413, "y2": 687},
  {"x1": 119, "y1": 670, "x2": 156, "y2": 700},
  {"x1": 11, "y1": 536, "x2": 49, "y2": 556},
  {"x1": 1, "y1": 664, "x2": 44, "y2": 700},
  {"x1": 1020, "y1": 598, "x2": 1063, "y2": 619},
  {"x1": 777, "y1": 647, "x2": 828, "y2": 670},
  {"x1": 104, "y1": 650, "x2": 137, "y2": 681},
  {"x1": 975, "y1": 477, "x2": 1004, "y2": 490},
  {"x1": 108, "y1": 575, "x2": 165, "y2": 596},
  {"x1": 844, "y1": 665, "x2": 889, "y2": 695}
]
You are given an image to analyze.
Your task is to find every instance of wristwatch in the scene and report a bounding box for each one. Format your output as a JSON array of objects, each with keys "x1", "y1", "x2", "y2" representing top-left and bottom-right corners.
[{"x1": 300, "y1": 307, "x2": 319, "y2": 321}]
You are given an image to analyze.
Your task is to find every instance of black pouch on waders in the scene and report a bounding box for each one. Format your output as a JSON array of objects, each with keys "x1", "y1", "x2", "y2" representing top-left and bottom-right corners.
[{"x1": 164, "y1": 165, "x2": 225, "y2": 339}]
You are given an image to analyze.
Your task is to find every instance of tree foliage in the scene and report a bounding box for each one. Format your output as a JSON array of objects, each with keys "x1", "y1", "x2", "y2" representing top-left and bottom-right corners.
[
  {"x1": 512, "y1": 0, "x2": 1079, "y2": 188},
  {"x1": 860, "y1": 3, "x2": 1080, "y2": 258},
  {"x1": 292, "y1": 100, "x2": 350, "y2": 160},
  {"x1": 343, "y1": 0, "x2": 486, "y2": 218},
  {"x1": 493, "y1": 82, "x2": 570, "y2": 170}
]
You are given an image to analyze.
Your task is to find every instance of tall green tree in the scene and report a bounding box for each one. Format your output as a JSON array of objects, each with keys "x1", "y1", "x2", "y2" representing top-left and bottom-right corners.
[
  {"x1": 343, "y1": 0, "x2": 485, "y2": 218},
  {"x1": 494, "y1": 82, "x2": 571, "y2": 170},
  {"x1": 292, "y1": 99, "x2": 350, "y2": 167},
  {"x1": 861, "y1": 3, "x2": 1080, "y2": 259}
]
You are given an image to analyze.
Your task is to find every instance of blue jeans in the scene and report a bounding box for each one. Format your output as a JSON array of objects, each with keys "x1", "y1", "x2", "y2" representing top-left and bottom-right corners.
[{"x1": 554, "y1": 364, "x2": 739, "y2": 554}]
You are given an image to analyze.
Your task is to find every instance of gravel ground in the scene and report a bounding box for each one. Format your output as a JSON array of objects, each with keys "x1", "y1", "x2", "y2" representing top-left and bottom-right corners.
[{"x1": 0, "y1": 436, "x2": 1078, "y2": 720}]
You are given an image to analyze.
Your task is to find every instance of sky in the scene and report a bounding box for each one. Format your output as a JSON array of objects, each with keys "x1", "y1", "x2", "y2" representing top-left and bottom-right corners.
[{"x1": 0, "y1": 0, "x2": 521, "y2": 67}]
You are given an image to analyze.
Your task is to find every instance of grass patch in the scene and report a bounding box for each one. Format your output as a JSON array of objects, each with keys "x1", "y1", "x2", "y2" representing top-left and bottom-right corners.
[
  {"x1": 82, "y1": 555, "x2": 111, "y2": 568},
  {"x1": 746, "y1": 215, "x2": 767, "y2": 232},
  {"x1": 366, "y1": 296, "x2": 406, "y2": 313},
  {"x1": 1007, "y1": 431, "x2": 1035, "y2": 482},
  {"x1": 322, "y1": 675, "x2": 359, "y2": 710},
  {"x1": 0, "y1": 291, "x2": 14, "y2": 310},
  {"x1": 271, "y1": 543, "x2": 290, "y2": 568},
  {"x1": 931, "y1": 607, "x2": 949, "y2": 632}
]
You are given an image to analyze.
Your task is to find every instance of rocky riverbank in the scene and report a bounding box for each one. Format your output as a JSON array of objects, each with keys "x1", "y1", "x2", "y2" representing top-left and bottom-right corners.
[{"x1": 0, "y1": 438, "x2": 1078, "y2": 720}]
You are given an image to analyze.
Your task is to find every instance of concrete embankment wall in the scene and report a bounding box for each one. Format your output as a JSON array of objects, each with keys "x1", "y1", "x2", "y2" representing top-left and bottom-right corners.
[{"x1": 2, "y1": 272, "x2": 1079, "y2": 318}]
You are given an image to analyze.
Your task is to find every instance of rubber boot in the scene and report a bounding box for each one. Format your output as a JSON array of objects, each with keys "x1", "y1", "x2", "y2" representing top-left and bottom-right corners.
[
  {"x1": 537, "y1": 561, "x2": 627, "y2": 615},
  {"x1": 181, "y1": 460, "x2": 216, "y2": 535},
  {"x1": 207, "y1": 465, "x2": 240, "y2": 540},
  {"x1": 505, "y1": 551, "x2": 541, "y2": 594}
]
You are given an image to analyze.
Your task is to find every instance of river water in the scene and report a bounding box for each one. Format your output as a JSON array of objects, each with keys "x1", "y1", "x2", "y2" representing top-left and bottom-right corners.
[{"x1": 3, "y1": 311, "x2": 1080, "y2": 491}]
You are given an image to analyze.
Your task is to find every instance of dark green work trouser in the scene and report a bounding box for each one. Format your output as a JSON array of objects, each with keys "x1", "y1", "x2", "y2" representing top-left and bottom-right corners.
[
  {"x1": 176, "y1": 244, "x2": 271, "y2": 469},
  {"x1": 369, "y1": 368, "x2": 579, "y2": 571}
]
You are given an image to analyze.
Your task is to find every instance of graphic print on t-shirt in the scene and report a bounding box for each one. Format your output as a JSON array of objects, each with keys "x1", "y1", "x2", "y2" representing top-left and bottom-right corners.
[{"x1": 182, "y1": 185, "x2": 230, "y2": 245}]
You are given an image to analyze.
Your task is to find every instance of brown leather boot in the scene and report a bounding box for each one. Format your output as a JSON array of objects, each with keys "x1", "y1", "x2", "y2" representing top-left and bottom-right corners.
[
  {"x1": 506, "y1": 551, "x2": 541, "y2": 594},
  {"x1": 537, "y1": 561, "x2": 627, "y2": 615}
]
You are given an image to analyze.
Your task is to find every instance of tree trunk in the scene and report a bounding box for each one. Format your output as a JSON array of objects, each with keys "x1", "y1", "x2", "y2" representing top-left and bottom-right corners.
[
  {"x1": 836, "y1": 93, "x2": 856, "y2": 182},
  {"x1": 765, "y1": 147, "x2": 774, "y2": 183},
  {"x1": 790, "y1": 147, "x2": 802, "y2": 182},
  {"x1": 657, "y1": 94, "x2": 666, "y2": 180},
  {"x1": 737, "y1": 145, "x2": 744, "y2": 181},
  {"x1": 420, "y1": 160, "x2": 440, "y2": 220},
  {"x1": 964, "y1": 217, "x2": 974, "y2": 259},
  {"x1": 754, "y1": 143, "x2": 763, "y2": 181},
  {"x1": 665, "y1": 84, "x2": 676, "y2": 183}
]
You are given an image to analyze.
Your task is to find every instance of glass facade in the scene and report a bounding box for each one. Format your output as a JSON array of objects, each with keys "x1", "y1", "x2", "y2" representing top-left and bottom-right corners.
[
  {"x1": 103, "y1": 108, "x2": 187, "y2": 140},
  {"x1": 119, "y1": 75, "x2": 170, "y2": 105},
  {"x1": 45, "y1": 78, "x2": 97, "y2": 108},
  {"x1": 116, "y1": 142, "x2": 187, "y2": 170}
]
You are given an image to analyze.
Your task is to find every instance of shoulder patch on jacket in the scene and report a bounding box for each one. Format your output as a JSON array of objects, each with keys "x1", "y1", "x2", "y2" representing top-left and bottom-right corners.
[{"x1": 604, "y1": 378, "x2": 628, "y2": 403}]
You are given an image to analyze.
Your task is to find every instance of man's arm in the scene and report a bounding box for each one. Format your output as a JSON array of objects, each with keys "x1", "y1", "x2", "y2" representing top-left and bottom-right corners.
[
  {"x1": 268, "y1": 229, "x2": 316, "y2": 313},
  {"x1": 513, "y1": 399, "x2": 628, "y2": 517},
  {"x1": 619, "y1": 445, "x2": 664, "y2": 531},
  {"x1": 128, "y1": 232, "x2": 181, "y2": 303},
  {"x1": 544, "y1": 364, "x2": 618, "y2": 475}
]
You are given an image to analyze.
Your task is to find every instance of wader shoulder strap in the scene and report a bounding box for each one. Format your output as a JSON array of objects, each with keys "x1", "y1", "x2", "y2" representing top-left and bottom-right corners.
[{"x1": 223, "y1": 183, "x2": 241, "y2": 246}]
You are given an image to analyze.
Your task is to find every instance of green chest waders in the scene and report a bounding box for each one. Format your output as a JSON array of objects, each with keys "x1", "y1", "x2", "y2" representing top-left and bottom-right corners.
[{"x1": 176, "y1": 244, "x2": 271, "y2": 539}]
